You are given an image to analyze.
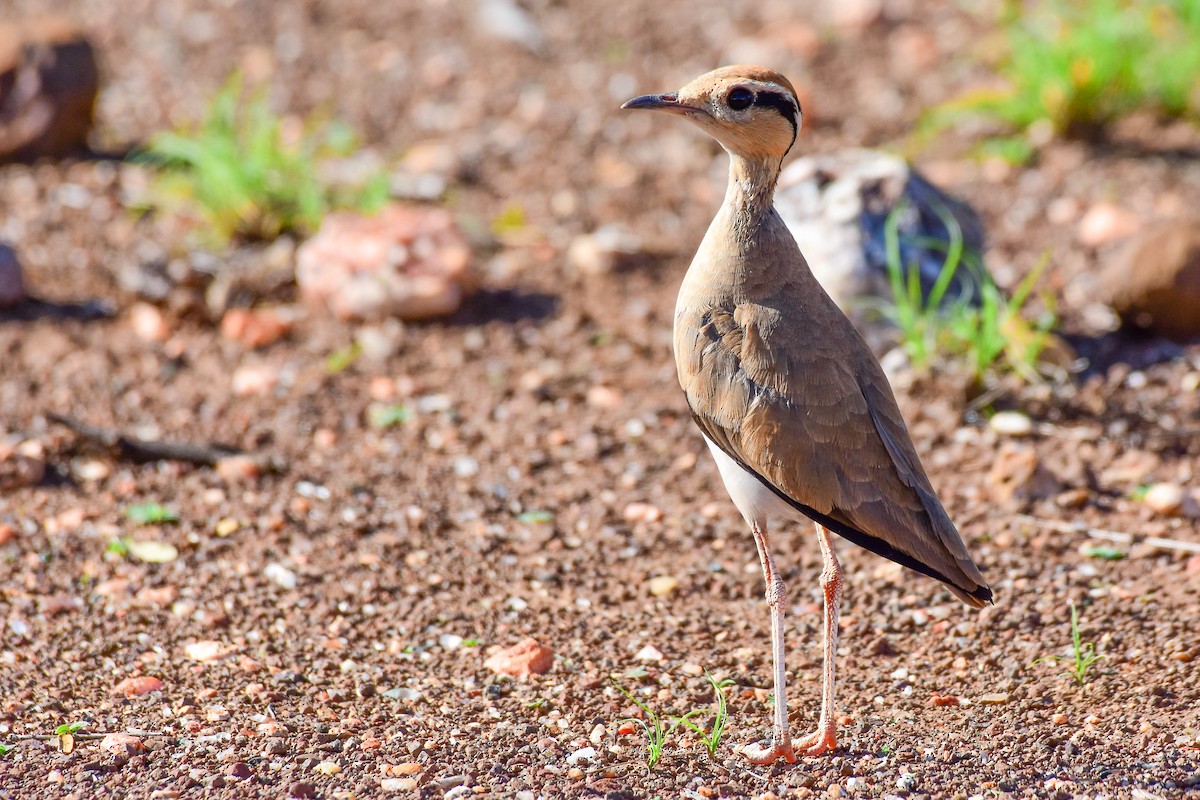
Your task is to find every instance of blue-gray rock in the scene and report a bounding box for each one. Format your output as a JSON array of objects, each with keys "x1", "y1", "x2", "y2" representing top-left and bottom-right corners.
[{"x1": 775, "y1": 149, "x2": 989, "y2": 316}]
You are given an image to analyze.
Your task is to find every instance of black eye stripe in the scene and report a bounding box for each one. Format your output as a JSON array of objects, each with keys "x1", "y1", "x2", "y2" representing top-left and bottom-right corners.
[{"x1": 752, "y1": 90, "x2": 800, "y2": 130}]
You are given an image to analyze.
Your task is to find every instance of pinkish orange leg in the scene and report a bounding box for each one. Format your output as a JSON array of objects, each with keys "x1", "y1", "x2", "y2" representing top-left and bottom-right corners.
[
  {"x1": 793, "y1": 523, "x2": 843, "y2": 756},
  {"x1": 742, "y1": 523, "x2": 798, "y2": 765}
]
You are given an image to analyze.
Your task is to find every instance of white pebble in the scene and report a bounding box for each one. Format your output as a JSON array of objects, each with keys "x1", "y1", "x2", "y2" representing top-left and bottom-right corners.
[
  {"x1": 988, "y1": 411, "x2": 1033, "y2": 436},
  {"x1": 264, "y1": 563, "x2": 298, "y2": 590},
  {"x1": 634, "y1": 645, "x2": 663, "y2": 662},
  {"x1": 439, "y1": 634, "x2": 464, "y2": 650},
  {"x1": 566, "y1": 746, "x2": 597, "y2": 765}
]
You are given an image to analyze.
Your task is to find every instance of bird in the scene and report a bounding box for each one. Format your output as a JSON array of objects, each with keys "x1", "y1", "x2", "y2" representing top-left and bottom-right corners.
[{"x1": 622, "y1": 66, "x2": 992, "y2": 765}]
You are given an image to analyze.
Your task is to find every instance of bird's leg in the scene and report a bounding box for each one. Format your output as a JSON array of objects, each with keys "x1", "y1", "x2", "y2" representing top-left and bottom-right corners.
[
  {"x1": 742, "y1": 523, "x2": 798, "y2": 765},
  {"x1": 793, "y1": 523, "x2": 843, "y2": 756}
]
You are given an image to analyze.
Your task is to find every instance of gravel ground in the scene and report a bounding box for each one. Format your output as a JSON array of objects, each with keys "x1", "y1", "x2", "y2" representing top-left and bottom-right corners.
[{"x1": 1, "y1": 1, "x2": 1199, "y2": 798}]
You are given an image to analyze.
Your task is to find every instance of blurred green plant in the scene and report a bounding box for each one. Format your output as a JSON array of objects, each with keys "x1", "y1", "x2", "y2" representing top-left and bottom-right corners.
[
  {"x1": 135, "y1": 73, "x2": 389, "y2": 245},
  {"x1": 874, "y1": 202, "x2": 1057, "y2": 383},
  {"x1": 925, "y1": 0, "x2": 1200, "y2": 145},
  {"x1": 124, "y1": 502, "x2": 179, "y2": 525}
]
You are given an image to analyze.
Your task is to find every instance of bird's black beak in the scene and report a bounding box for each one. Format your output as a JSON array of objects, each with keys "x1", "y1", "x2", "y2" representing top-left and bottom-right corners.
[{"x1": 621, "y1": 92, "x2": 691, "y2": 112}]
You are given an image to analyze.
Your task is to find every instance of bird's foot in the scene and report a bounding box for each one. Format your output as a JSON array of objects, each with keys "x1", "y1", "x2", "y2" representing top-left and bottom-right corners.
[
  {"x1": 792, "y1": 724, "x2": 838, "y2": 756},
  {"x1": 740, "y1": 738, "x2": 798, "y2": 765}
]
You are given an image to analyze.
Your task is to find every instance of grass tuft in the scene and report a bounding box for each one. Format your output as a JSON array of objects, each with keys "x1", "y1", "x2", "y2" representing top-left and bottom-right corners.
[
  {"x1": 135, "y1": 73, "x2": 389, "y2": 246},
  {"x1": 874, "y1": 200, "x2": 1057, "y2": 383},
  {"x1": 1032, "y1": 601, "x2": 1105, "y2": 687},
  {"x1": 925, "y1": 0, "x2": 1200, "y2": 143}
]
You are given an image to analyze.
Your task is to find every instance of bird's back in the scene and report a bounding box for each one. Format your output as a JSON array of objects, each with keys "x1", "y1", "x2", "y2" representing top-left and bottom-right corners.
[{"x1": 675, "y1": 208, "x2": 992, "y2": 607}]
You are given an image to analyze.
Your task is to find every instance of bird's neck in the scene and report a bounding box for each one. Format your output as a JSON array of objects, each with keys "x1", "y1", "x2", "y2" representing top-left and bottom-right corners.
[{"x1": 721, "y1": 155, "x2": 780, "y2": 235}]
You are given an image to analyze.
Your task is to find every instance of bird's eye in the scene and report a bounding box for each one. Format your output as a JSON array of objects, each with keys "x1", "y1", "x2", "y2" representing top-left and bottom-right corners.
[{"x1": 727, "y1": 87, "x2": 754, "y2": 110}]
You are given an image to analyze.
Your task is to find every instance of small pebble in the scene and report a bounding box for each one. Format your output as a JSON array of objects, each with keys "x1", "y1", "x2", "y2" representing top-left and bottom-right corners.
[
  {"x1": 979, "y1": 693, "x2": 1009, "y2": 705},
  {"x1": 634, "y1": 645, "x2": 664, "y2": 662},
  {"x1": 130, "y1": 302, "x2": 171, "y2": 342},
  {"x1": 114, "y1": 676, "x2": 164, "y2": 697},
  {"x1": 647, "y1": 575, "x2": 678, "y2": 596},
  {"x1": 100, "y1": 732, "x2": 145, "y2": 756},
  {"x1": 1052, "y1": 713, "x2": 1069, "y2": 725},
  {"x1": 566, "y1": 746, "x2": 597, "y2": 765},
  {"x1": 314, "y1": 761, "x2": 341, "y2": 775},
  {"x1": 264, "y1": 563, "x2": 299, "y2": 590},
  {"x1": 1143, "y1": 483, "x2": 1185, "y2": 515},
  {"x1": 988, "y1": 411, "x2": 1033, "y2": 436},
  {"x1": 623, "y1": 502, "x2": 663, "y2": 523},
  {"x1": 589, "y1": 724, "x2": 605, "y2": 745},
  {"x1": 394, "y1": 762, "x2": 422, "y2": 775}
]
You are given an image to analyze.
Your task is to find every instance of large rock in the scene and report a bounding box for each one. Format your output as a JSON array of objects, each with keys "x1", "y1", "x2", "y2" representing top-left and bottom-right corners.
[
  {"x1": 0, "y1": 16, "x2": 99, "y2": 163},
  {"x1": 1097, "y1": 220, "x2": 1200, "y2": 341},
  {"x1": 0, "y1": 243, "x2": 25, "y2": 308},
  {"x1": 296, "y1": 203, "x2": 476, "y2": 321},
  {"x1": 774, "y1": 149, "x2": 989, "y2": 316}
]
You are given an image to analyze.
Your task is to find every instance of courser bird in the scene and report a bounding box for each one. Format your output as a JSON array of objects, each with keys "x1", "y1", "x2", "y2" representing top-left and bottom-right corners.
[{"x1": 623, "y1": 66, "x2": 992, "y2": 765}]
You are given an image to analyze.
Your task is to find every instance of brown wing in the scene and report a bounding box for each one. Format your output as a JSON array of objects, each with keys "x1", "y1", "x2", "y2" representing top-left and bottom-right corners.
[{"x1": 677, "y1": 298, "x2": 992, "y2": 607}]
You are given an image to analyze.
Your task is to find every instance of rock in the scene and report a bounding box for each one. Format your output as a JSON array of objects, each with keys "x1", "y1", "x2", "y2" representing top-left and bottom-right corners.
[
  {"x1": 184, "y1": 640, "x2": 227, "y2": 662},
  {"x1": 0, "y1": 437, "x2": 46, "y2": 490},
  {"x1": 567, "y1": 225, "x2": 644, "y2": 275},
  {"x1": 585, "y1": 385, "x2": 624, "y2": 409},
  {"x1": 647, "y1": 575, "x2": 678, "y2": 597},
  {"x1": 264, "y1": 563, "x2": 298, "y2": 590},
  {"x1": 483, "y1": 637, "x2": 554, "y2": 677},
  {"x1": 634, "y1": 645, "x2": 664, "y2": 662},
  {"x1": 219, "y1": 307, "x2": 295, "y2": 348},
  {"x1": 986, "y1": 442, "x2": 1061, "y2": 506},
  {"x1": 1077, "y1": 202, "x2": 1141, "y2": 248},
  {"x1": 296, "y1": 203, "x2": 476, "y2": 322},
  {"x1": 475, "y1": 0, "x2": 547, "y2": 53},
  {"x1": 382, "y1": 778, "x2": 418, "y2": 792},
  {"x1": 231, "y1": 363, "x2": 279, "y2": 396},
  {"x1": 215, "y1": 454, "x2": 261, "y2": 485},
  {"x1": 113, "y1": 675, "x2": 164, "y2": 697},
  {"x1": 623, "y1": 502, "x2": 663, "y2": 523},
  {"x1": 1142, "y1": 483, "x2": 1185, "y2": 516},
  {"x1": 1097, "y1": 220, "x2": 1200, "y2": 340},
  {"x1": 0, "y1": 243, "x2": 26, "y2": 308},
  {"x1": 775, "y1": 150, "x2": 990, "y2": 319},
  {"x1": 100, "y1": 732, "x2": 145, "y2": 757},
  {"x1": 288, "y1": 782, "x2": 317, "y2": 799},
  {"x1": 566, "y1": 746, "x2": 597, "y2": 765},
  {"x1": 988, "y1": 411, "x2": 1033, "y2": 436},
  {"x1": 0, "y1": 16, "x2": 99, "y2": 163},
  {"x1": 979, "y1": 692, "x2": 1009, "y2": 704},
  {"x1": 129, "y1": 302, "x2": 171, "y2": 342}
]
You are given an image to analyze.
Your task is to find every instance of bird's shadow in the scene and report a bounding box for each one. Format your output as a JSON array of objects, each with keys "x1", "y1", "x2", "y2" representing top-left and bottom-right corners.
[
  {"x1": 449, "y1": 287, "x2": 559, "y2": 326},
  {"x1": 1064, "y1": 329, "x2": 1193, "y2": 378},
  {"x1": 0, "y1": 297, "x2": 115, "y2": 323}
]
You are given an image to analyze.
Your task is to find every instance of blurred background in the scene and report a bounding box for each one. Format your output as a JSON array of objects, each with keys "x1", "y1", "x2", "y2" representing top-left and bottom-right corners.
[{"x1": 1, "y1": 0, "x2": 1198, "y2": 796}]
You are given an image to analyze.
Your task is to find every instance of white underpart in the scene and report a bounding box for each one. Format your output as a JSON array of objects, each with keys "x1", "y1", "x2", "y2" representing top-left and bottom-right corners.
[{"x1": 702, "y1": 434, "x2": 804, "y2": 528}]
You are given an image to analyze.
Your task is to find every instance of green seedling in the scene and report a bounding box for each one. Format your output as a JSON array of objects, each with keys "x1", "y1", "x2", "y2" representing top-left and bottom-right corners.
[
  {"x1": 675, "y1": 672, "x2": 736, "y2": 759},
  {"x1": 1032, "y1": 601, "x2": 1105, "y2": 687},
  {"x1": 124, "y1": 503, "x2": 180, "y2": 525},
  {"x1": 612, "y1": 678, "x2": 689, "y2": 771},
  {"x1": 54, "y1": 722, "x2": 85, "y2": 736},
  {"x1": 368, "y1": 403, "x2": 410, "y2": 429},
  {"x1": 517, "y1": 510, "x2": 553, "y2": 524},
  {"x1": 136, "y1": 72, "x2": 388, "y2": 245},
  {"x1": 326, "y1": 342, "x2": 362, "y2": 373},
  {"x1": 0, "y1": 743, "x2": 12, "y2": 757}
]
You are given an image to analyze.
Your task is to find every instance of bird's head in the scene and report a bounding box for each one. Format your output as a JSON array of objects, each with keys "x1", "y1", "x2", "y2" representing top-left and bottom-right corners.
[{"x1": 622, "y1": 65, "x2": 802, "y2": 163}]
